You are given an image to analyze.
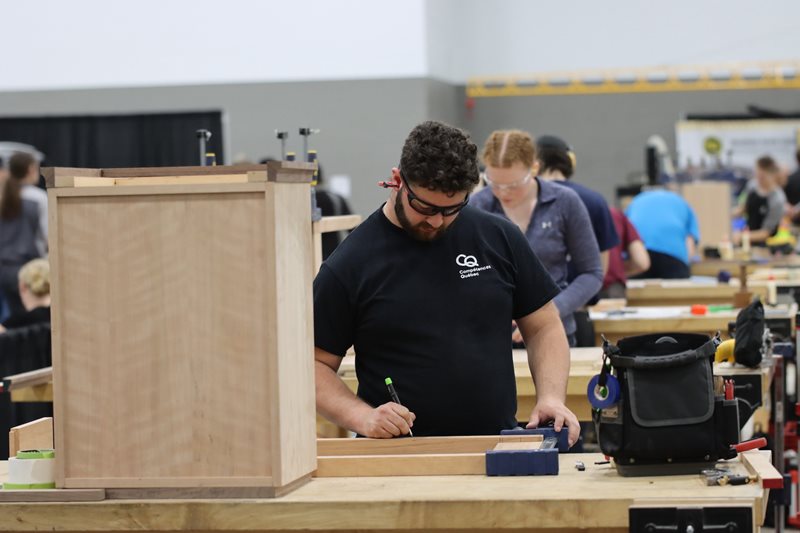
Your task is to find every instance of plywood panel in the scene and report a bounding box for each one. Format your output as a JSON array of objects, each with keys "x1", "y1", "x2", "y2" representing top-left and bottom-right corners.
[
  {"x1": 271, "y1": 182, "x2": 317, "y2": 485},
  {"x1": 681, "y1": 182, "x2": 731, "y2": 249},
  {"x1": 56, "y1": 192, "x2": 273, "y2": 484}
]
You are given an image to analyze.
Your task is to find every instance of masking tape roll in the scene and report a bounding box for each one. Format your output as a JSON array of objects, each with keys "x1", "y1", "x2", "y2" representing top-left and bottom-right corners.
[{"x1": 3, "y1": 453, "x2": 56, "y2": 490}]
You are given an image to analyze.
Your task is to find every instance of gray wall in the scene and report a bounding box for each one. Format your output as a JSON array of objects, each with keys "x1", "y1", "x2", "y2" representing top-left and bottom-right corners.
[
  {"x1": 459, "y1": 89, "x2": 800, "y2": 202},
  {"x1": 0, "y1": 79, "x2": 437, "y2": 217},
  {"x1": 1, "y1": 80, "x2": 798, "y2": 213}
]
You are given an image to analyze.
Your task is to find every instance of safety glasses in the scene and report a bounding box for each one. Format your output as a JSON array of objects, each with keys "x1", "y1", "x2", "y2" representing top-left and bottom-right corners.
[
  {"x1": 399, "y1": 171, "x2": 469, "y2": 217},
  {"x1": 482, "y1": 171, "x2": 532, "y2": 192}
]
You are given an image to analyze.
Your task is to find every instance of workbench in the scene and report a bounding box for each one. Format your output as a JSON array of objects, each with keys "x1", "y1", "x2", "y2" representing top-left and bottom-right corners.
[
  {"x1": 626, "y1": 278, "x2": 769, "y2": 306},
  {"x1": 589, "y1": 303, "x2": 796, "y2": 345},
  {"x1": 317, "y1": 349, "x2": 776, "y2": 438},
  {"x1": 691, "y1": 255, "x2": 800, "y2": 279},
  {"x1": 0, "y1": 454, "x2": 773, "y2": 532}
]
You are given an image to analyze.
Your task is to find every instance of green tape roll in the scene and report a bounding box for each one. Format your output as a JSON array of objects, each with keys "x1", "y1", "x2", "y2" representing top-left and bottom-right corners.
[
  {"x1": 16, "y1": 449, "x2": 55, "y2": 460},
  {"x1": 2, "y1": 482, "x2": 56, "y2": 490}
]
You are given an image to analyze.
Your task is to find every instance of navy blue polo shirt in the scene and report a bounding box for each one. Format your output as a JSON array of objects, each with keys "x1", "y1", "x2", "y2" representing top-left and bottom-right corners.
[{"x1": 555, "y1": 181, "x2": 619, "y2": 251}]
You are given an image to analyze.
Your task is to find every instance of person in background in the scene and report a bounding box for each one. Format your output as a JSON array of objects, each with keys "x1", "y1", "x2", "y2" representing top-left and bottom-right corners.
[
  {"x1": 536, "y1": 136, "x2": 619, "y2": 275},
  {"x1": 0, "y1": 152, "x2": 48, "y2": 315},
  {"x1": 315, "y1": 164, "x2": 354, "y2": 260},
  {"x1": 733, "y1": 155, "x2": 785, "y2": 246},
  {"x1": 314, "y1": 121, "x2": 579, "y2": 443},
  {"x1": 471, "y1": 130, "x2": 602, "y2": 347},
  {"x1": 783, "y1": 148, "x2": 800, "y2": 206},
  {"x1": 0, "y1": 258, "x2": 50, "y2": 334},
  {"x1": 601, "y1": 207, "x2": 650, "y2": 298},
  {"x1": 626, "y1": 189, "x2": 700, "y2": 279}
]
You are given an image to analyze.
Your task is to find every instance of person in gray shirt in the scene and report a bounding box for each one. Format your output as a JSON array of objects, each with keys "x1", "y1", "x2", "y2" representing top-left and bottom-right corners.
[
  {"x1": 734, "y1": 155, "x2": 786, "y2": 246},
  {"x1": 1, "y1": 152, "x2": 47, "y2": 316},
  {"x1": 471, "y1": 129, "x2": 602, "y2": 346}
]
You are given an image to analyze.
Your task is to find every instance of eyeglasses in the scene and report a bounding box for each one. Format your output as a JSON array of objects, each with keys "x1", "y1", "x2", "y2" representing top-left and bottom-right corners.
[
  {"x1": 399, "y1": 171, "x2": 469, "y2": 217},
  {"x1": 482, "y1": 171, "x2": 532, "y2": 192}
]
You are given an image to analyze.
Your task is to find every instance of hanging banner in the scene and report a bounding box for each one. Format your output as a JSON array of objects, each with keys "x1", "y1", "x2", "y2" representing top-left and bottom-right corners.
[{"x1": 675, "y1": 119, "x2": 800, "y2": 170}]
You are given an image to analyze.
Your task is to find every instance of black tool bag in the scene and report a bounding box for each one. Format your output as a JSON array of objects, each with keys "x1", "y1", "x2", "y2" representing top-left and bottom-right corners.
[
  {"x1": 594, "y1": 333, "x2": 740, "y2": 475},
  {"x1": 733, "y1": 298, "x2": 765, "y2": 368}
]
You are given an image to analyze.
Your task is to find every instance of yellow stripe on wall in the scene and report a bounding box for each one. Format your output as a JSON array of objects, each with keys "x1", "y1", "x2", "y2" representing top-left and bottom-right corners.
[{"x1": 466, "y1": 61, "x2": 800, "y2": 97}]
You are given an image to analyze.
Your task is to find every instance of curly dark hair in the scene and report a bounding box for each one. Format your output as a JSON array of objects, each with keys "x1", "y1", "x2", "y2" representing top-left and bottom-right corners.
[{"x1": 399, "y1": 121, "x2": 479, "y2": 194}]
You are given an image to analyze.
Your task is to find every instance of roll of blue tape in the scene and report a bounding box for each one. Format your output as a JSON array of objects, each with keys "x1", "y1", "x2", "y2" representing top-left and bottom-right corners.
[{"x1": 587, "y1": 374, "x2": 620, "y2": 409}]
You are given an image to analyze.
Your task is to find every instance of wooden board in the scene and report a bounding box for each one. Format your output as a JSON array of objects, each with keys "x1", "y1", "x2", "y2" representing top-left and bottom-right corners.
[
  {"x1": 681, "y1": 182, "x2": 731, "y2": 249},
  {"x1": 3, "y1": 367, "x2": 52, "y2": 392},
  {"x1": 315, "y1": 453, "x2": 487, "y2": 477},
  {"x1": 626, "y1": 280, "x2": 768, "y2": 306},
  {"x1": 589, "y1": 304, "x2": 796, "y2": 345},
  {"x1": 0, "y1": 489, "x2": 105, "y2": 502},
  {"x1": 318, "y1": 435, "x2": 542, "y2": 456},
  {"x1": 0, "y1": 453, "x2": 768, "y2": 531},
  {"x1": 8, "y1": 418, "x2": 53, "y2": 458},
  {"x1": 10, "y1": 383, "x2": 52, "y2": 403}
]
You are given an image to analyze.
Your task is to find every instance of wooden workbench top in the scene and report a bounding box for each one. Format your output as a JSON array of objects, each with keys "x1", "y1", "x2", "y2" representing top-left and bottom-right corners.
[{"x1": 0, "y1": 454, "x2": 766, "y2": 531}]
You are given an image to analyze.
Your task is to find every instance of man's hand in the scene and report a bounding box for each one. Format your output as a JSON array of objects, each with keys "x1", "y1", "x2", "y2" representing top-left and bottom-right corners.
[
  {"x1": 526, "y1": 397, "x2": 580, "y2": 447},
  {"x1": 511, "y1": 321, "x2": 524, "y2": 344},
  {"x1": 358, "y1": 402, "x2": 416, "y2": 438}
]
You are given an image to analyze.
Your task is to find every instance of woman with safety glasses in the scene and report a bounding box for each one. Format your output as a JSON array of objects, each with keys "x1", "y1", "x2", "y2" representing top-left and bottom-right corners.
[{"x1": 471, "y1": 130, "x2": 602, "y2": 346}]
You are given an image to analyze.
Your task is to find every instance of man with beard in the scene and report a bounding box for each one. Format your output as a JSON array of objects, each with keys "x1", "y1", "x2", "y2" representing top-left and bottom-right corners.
[{"x1": 313, "y1": 121, "x2": 578, "y2": 444}]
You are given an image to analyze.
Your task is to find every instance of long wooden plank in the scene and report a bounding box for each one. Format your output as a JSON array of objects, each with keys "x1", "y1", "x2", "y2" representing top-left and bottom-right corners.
[
  {"x1": 9, "y1": 417, "x2": 53, "y2": 458},
  {"x1": 112, "y1": 175, "x2": 256, "y2": 186},
  {"x1": 312, "y1": 215, "x2": 362, "y2": 234},
  {"x1": 3, "y1": 366, "x2": 53, "y2": 391},
  {"x1": 316, "y1": 453, "x2": 487, "y2": 477},
  {"x1": 0, "y1": 489, "x2": 105, "y2": 502},
  {"x1": 99, "y1": 164, "x2": 268, "y2": 178},
  {"x1": 317, "y1": 435, "x2": 542, "y2": 456}
]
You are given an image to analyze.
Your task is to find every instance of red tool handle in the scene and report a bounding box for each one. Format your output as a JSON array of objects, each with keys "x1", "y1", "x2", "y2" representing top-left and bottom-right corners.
[{"x1": 733, "y1": 437, "x2": 768, "y2": 453}]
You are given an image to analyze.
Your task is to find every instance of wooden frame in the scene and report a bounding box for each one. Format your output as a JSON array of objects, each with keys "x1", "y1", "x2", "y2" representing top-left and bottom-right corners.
[
  {"x1": 46, "y1": 165, "x2": 317, "y2": 496},
  {"x1": 315, "y1": 435, "x2": 543, "y2": 477}
]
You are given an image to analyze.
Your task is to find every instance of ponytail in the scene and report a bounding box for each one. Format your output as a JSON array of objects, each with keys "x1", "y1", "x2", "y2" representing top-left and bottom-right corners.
[{"x1": 2, "y1": 152, "x2": 35, "y2": 220}]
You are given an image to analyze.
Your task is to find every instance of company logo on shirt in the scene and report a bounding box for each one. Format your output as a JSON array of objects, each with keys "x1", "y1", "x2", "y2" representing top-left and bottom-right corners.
[
  {"x1": 541, "y1": 221, "x2": 552, "y2": 229},
  {"x1": 456, "y1": 254, "x2": 493, "y2": 279},
  {"x1": 456, "y1": 254, "x2": 478, "y2": 267}
]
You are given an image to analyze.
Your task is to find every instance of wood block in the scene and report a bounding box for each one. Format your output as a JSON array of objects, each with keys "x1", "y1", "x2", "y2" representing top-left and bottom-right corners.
[
  {"x1": 42, "y1": 167, "x2": 101, "y2": 188},
  {"x1": 9, "y1": 417, "x2": 53, "y2": 458},
  {"x1": 741, "y1": 450, "x2": 783, "y2": 489}
]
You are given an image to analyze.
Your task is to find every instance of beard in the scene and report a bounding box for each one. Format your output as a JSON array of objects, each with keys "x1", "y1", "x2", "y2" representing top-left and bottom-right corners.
[{"x1": 394, "y1": 198, "x2": 448, "y2": 242}]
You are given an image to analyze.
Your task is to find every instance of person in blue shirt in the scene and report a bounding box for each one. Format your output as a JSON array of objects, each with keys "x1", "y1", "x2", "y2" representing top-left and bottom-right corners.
[
  {"x1": 536, "y1": 135, "x2": 619, "y2": 274},
  {"x1": 626, "y1": 189, "x2": 700, "y2": 279}
]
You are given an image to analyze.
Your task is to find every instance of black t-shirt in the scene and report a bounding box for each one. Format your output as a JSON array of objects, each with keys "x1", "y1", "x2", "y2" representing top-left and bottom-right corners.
[
  {"x1": 1, "y1": 306, "x2": 50, "y2": 330},
  {"x1": 313, "y1": 205, "x2": 560, "y2": 436},
  {"x1": 785, "y1": 169, "x2": 800, "y2": 206}
]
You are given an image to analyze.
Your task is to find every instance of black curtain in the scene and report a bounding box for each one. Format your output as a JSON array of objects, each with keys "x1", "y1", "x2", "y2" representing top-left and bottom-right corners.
[{"x1": 0, "y1": 111, "x2": 224, "y2": 168}]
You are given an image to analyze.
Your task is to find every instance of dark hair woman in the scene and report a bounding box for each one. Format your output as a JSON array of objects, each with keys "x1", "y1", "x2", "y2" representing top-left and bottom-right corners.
[{"x1": 0, "y1": 152, "x2": 47, "y2": 316}]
